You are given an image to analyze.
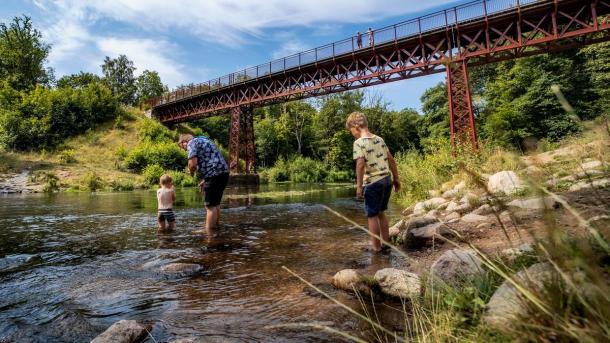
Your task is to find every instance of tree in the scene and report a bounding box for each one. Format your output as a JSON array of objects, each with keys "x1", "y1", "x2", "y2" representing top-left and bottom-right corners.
[
  {"x1": 136, "y1": 70, "x2": 167, "y2": 103},
  {"x1": 101, "y1": 54, "x2": 137, "y2": 105},
  {"x1": 279, "y1": 101, "x2": 315, "y2": 155},
  {"x1": 0, "y1": 16, "x2": 52, "y2": 91},
  {"x1": 57, "y1": 72, "x2": 102, "y2": 89},
  {"x1": 418, "y1": 82, "x2": 449, "y2": 144},
  {"x1": 580, "y1": 42, "x2": 610, "y2": 117}
]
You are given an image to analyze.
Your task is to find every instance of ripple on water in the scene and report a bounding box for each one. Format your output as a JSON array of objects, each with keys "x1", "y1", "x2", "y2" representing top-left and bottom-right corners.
[{"x1": 0, "y1": 187, "x2": 404, "y2": 342}]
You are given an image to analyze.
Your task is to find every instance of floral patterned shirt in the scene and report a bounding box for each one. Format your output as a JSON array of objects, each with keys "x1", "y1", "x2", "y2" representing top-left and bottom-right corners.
[{"x1": 187, "y1": 136, "x2": 229, "y2": 179}]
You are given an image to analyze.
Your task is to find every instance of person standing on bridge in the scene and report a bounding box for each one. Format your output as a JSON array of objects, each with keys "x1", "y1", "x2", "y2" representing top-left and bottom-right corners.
[
  {"x1": 346, "y1": 112, "x2": 401, "y2": 253},
  {"x1": 178, "y1": 134, "x2": 230, "y2": 235},
  {"x1": 367, "y1": 27, "x2": 374, "y2": 47},
  {"x1": 356, "y1": 31, "x2": 363, "y2": 49}
]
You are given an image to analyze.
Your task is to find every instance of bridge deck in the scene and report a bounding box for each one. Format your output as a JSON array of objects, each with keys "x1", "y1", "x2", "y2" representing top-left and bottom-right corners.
[{"x1": 152, "y1": 0, "x2": 610, "y2": 123}]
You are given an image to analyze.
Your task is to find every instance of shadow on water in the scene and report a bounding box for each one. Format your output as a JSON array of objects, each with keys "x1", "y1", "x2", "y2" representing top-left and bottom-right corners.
[{"x1": 0, "y1": 183, "x2": 407, "y2": 342}]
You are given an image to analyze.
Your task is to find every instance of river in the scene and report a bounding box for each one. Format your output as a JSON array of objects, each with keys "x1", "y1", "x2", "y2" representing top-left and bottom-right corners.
[{"x1": 0, "y1": 183, "x2": 409, "y2": 342}]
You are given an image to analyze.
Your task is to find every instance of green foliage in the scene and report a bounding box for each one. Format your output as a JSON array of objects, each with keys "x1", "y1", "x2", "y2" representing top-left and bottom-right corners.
[
  {"x1": 418, "y1": 82, "x2": 450, "y2": 143},
  {"x1": 101, "y1": 54, "x2": 136, "y2": 105},
  {"x1": 136, "y1": 69, "x2": 166, "y2": 104},
  {"x1": 142, "y1": 164, "x2": 164, "y2": 185},
  {"x1": 58, "y1": 149, "x2": 76, "y2": 164},
  {"x1": 57, "y1": 72, "x2": 101, "y2": 89},
  {"x1": 580, "y1": 42, "x2": 610, "y2": 117},
  {"x1": 0, "y1": 81, "x2": 118, "y2": 150},
  {"x1": 29, "y1": 171, "x2": 59, "y2": 193},
  {"x1": 0, "y1": 16, "x2": 52, "y2": 91},
  {"x1": 262, "y1": 156, "x2": 351, "y2": 183},
  {"x1": 81, "y1": 171, "x2": 103, "y2": 191},
  {"x1": 124, "y1": 141, "x2": 186, "y2": 172},
  {"x1": 136, "y1": 118, "x2": 176, "y2": 142},
  {"x1": 109, "y1": 179, "x2": 135, "y2": 191}
]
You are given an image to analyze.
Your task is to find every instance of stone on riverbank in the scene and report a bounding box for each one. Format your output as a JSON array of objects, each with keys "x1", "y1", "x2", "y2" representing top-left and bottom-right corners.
[
  {"x1": 331, "y1": 269, "x2": 361, "y2": 291},
  {"x1": 484, "y1": 263, "x2": 555, "y2": 330},
  {"x1": 91, "y1": 320, "x2": 150, "y2": 343},
  {"x1": 507, "y1": 197, "x2": 561, "y2": 210},
  {"x1": 374, "y1": 268, "x2": 420, "y2": 298},
  {"x1": 487, "y1": 171, "x2": 524, "y2": 195},
  {"x1": 400, "y1": 222, "x2": 448, "y2": 249},
  {"x1": 431, "y1": 249, "x2": 483, "y2": 283}
]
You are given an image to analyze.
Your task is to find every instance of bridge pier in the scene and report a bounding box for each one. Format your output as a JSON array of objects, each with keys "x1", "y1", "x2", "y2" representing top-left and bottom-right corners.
[
  {"x1": 447, "y1": 60, "x2": 478, "y2": 150},
  {"x1": 229, "y1": 106, "x2": 259, "y2": 185}
]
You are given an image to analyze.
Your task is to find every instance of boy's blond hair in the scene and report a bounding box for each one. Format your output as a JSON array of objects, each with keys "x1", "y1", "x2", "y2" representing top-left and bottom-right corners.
[
  {"x1": 345, "y1": 111, "x2": 368, "y2": 129},
  {"x1": 160, "y1": 174, "x2": 173, "y2": 186}
]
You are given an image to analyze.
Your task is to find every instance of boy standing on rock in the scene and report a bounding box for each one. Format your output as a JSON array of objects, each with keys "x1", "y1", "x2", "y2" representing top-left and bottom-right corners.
[{"x1": 346, "y1": 112, "x2": 401, "y2": 252}]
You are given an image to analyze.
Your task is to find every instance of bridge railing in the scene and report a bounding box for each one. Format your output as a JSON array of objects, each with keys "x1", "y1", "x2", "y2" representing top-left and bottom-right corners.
[{"x1": 150, "y1": 0, "x2": 542, "y2": 108}]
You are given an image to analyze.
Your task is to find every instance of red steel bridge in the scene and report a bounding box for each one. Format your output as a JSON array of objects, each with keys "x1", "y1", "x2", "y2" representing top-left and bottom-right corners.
[{"x1": 150, "y1": 0, "x2": 610, "y2": 175}]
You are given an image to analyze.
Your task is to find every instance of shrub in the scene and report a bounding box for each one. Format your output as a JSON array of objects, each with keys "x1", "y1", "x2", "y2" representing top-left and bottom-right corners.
[
  {"x1": 29, "y1": 171, "x2": 59, "y2": 193},
  {"x1": 142, "y1": 164, "x2": 164, "y2": 185},
  {"x1": 287, "y1": 156, "x2": 328, "y2": 183},
  {"x1": 324, "y1": 169, "x2": 352, "y2": 183},
  {"x1": 167, "y1": 170, "x2": 185, "y2": 187},
  {"x1": 136, "y1": 118, "x2": 176, "y2": 142},
  {"x1": 180, "y1": 173, "x2": 198, "y2": 187},
  {"x1": 58, "y1": 149, "x2": 76, "y2": 164},
  {"x1": 81, "y1": 171, "x2": 103, "y2": 191},
  {"x1": 115, "y1": 145, "x2": 128, "y2": 161},
  {"x1": 124, "y1": 141, "x2": 186, "y2": 172},
  {"x1": 109, "y1": 179, "x2": 135, "y2": 191}
]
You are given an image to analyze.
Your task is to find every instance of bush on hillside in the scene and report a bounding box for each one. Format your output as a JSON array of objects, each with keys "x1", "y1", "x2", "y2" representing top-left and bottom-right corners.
[
  {"x1": 124, "y1": 141, "x2": 186, "y2": 172},
  {"x1": 261, "y1": 156, "x2": 351, "y2": 183},
  {"x1": 0, "y1": 81, "x2": 118, "y2": 150},
  {"x1": 136, "y1": 118, "x2": 176, "y2": 142},
  {"x1": 142, "y1": 164, "x2": 164, "y2": 185}
]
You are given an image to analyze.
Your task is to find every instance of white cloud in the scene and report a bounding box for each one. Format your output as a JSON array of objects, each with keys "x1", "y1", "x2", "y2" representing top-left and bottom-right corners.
[
  {"x1": 32, "y1": 0, "x2": 452, "y2": 87},
  {"x1": 97, "y1": 38, "x2": 189, "y2": 87},
  {"x1": 272, "y1": 40, "x2": 309, "y2": 59}
]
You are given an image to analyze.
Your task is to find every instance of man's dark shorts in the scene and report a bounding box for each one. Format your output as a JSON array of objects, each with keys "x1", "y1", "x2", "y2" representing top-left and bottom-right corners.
[
  {"x1": 204, "y1": 172, "x2": 229, "y2": 207},
  {"x1": 363, "y1": 175, "x2": 392, "y2": 217}
]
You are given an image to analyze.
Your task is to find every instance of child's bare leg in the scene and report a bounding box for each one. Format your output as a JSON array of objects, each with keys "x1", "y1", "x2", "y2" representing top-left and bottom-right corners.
[
  {"x1": 158, "y1": 217, "x2": 166, "y2": 232},
  {"x1": 168, "y1": 220, "x2": 176, "y2": 231},
  {"x1": 367, "y1": 215, "x2": 382, "y2": 251},
  {"x1": 378, "y1": 211, "x2": 389, "y2": 247}
]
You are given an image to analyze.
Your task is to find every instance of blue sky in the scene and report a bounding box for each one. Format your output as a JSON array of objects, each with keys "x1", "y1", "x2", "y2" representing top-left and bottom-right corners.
[{"x1": 1, "y1": 0, "x2": 472, "y2": 111}]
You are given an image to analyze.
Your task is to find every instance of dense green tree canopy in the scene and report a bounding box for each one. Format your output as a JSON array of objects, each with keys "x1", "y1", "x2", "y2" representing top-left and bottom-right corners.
[
  {"x1": 0, "y1": 16, "x2": 52, "y2": 91},
  {"x1": 136, "y1": 70, "x2": 167, "y2": 104},
  {"x1": 101, "y1": 54, "x2": 137, "y2": 105}
]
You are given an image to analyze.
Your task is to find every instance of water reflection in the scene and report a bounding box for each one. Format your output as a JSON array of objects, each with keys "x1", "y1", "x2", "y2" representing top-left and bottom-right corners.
[{"x1": 0, "y1": 183, "x2": 406, "y2": 342}]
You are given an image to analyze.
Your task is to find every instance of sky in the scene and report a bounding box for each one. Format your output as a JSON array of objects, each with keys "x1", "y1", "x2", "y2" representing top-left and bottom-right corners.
[{"x1": 1, "y1": 0, "x2": 472, "y2": 111}]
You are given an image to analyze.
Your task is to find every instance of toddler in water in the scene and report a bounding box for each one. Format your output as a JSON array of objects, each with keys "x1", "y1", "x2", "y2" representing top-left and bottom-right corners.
[{"x1": 157, "y1": 174, "x2": 176, "y2": 232}]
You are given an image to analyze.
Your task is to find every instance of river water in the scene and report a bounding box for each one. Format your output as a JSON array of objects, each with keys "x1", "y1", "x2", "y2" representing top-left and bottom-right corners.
[{"x1": 0, "y1": 184, "x2": 408, "y2": 342}]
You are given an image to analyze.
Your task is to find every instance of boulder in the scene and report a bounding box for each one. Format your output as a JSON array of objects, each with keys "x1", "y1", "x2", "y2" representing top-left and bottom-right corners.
[
  {"x1": 442, "y1": 189, "x2": 458, "y2": 199},
  {"x1": 460, "y1": 213, "x2": 489, "y2": 224},
  {"x1": 160, "y1": 263, "x2": 204, "y2": 276},
  {"x1": 413, "y1": 197, "x2": 447, "y2": 215},
  {"x1": 374, "y1": 268, "x2": 421, "y2": 298},
  {"x1": 507, "y1": 197, "x2": 561, "y2": 210},
  {"x1": 446, "y1": 200, "x2": 473, "y2": 214},
  {"x1": 569, "y1": 178, "x2": 610, "y2": 192},
  {"x1": 487, "y1": 171, "x2": 524, "y2": 195},
  {"x1": 400, "y1": 222, "x2": 448, "y2": 249},
  {"x1": 389, "y1": 220, "x2": 404, "y2": 238},
  {"x1": 484, "y1": 263, "x2": 555, "y2": 330},
  {"x1": 501, "y1": 243, "x2": 534, "y2": 262},
  {"x1": 453, "y1": 180, "x2": 467, "y2": 192},
  {"x1": 91, "y1": 320, "x2": 150, "y2": 343},
  {"x1": 444, "y1": 212, "x2": 461, "y2": 222},
  {"x1": 472, "y1": 204, "x2": 494, "y2": 216},
  {"x1": 431, "y1": 249, "x2": 484, "y2": 283},
  {"x1": 404, "y1": 216, "x2": 439, "y2": 230},
  {"x1": 579, "y1": 160, "x2": 604, "y2": 171},
  {"x1": 331, "y1": 269, "x2": 361, "y2": 291}
]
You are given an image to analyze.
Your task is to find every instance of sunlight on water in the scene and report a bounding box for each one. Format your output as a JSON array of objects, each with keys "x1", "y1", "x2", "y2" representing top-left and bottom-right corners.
[{"x1": 0, "y1": 184, "x2": 406, "y2": 342}]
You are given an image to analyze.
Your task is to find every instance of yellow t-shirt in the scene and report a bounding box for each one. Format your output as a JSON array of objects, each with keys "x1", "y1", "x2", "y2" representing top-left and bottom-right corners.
[{"x1": 353, "y1": 135, "x2": 390, "y2": 185}]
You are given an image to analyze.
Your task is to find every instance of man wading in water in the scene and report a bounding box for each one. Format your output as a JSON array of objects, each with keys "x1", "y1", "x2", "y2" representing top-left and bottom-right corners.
[{"x1": 179, "y1": 134, "x2": 230, "y2": 235}]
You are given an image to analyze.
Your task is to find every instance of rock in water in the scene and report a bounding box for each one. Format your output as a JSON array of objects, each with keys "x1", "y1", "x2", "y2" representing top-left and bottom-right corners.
[
  {"x1": 400, "y1": 222, "x2": 447, "y2": 249},
  {"x1": 484, "y1": 263, "x2": 555, "y2": 330},
  {"x1": 91, "y1": 320, "x2": 150, "y2": 343},
  {"x1": 374, "y1": 268, "x2": 420, "y2": 298},
  {"x1": 331, "y1": 269, "x2": 361, "y2": 291},
  {"x1": 160, "y1": 263, "x2": 204, "y2": 276},
  {"x1": 431, "y1": 249, "x2": 483, "y2": 283},
  {"x1": 487, "y1": 171, "x2": 524, "y2": 195}
]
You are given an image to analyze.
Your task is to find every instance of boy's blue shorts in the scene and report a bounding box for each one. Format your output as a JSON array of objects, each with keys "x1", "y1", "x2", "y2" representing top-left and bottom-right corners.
[{"x1": 364, "y1": 175, "x2": 392, "y2": 217}]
